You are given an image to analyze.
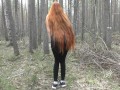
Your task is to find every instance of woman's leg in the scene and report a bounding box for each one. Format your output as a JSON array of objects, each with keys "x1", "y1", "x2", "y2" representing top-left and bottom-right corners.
[
  {"x1": 51, "y1": 45, "x2": 60, "y2": 89},
  {"x1": 59, "y1": 50, "x2": 68, "y2": 80},
  {"x1": 60, "y1": 59, "x2": 65, "y2": 80},
  {"x1": 53, "y1": 57, "x2": 59, "y2": 81},
  {"x1": 51, "y1": 45, "x2": 60, "y2": 81}
]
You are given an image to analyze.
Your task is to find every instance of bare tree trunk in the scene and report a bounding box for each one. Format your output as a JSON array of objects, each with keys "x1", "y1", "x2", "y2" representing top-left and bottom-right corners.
[
  {"x1": 73, "y1": 0, "x2": 79, "y2": 35},
  {"x1": 85, "y1": 0, "x2": 89, "y2": 31},
  {"x1": 32, "y1": 9, "x2": 38, "y2": 50},
  {"x1": 15, "y1": 0, "x2": 20, "y2": 39},
  {"x1": 43, "y1": 0, "x2": 49, "y2": 54},
  {"x1": 21, "y1": 0, "x2": 24, "y2": 38},
  {"x1": 68, "y1": 0, "x2": 72, "y2": 21},
  {"x1": 28, "y1": 0, "x2": 38, "y2": 53},
  {"x1": 25, "y1": 0, "x2": 28, "y2": 37},
  {"x1": 38, "y1": 0, "x2": 42, "y2": 45},
  {"x1": 112, "y1": 0, "x2": 118, "y2": 32},
  {"x1": 98, "y1": 0, "x2": 102, "y2": 37},
  {"x1": 103, "y1": 0, "x2": 112, "y2": 49},
  {"x1": 81, "y1": 0, "x2": 85, "y2": 41},
  {"x1": 117, "y1": 0, "x2": 120, "y2": 33},
  {"x1": 5, "y1": 0, "x2": 20, "y2": 55},
  {"x1": 1, "y1": 0, "x2": 9, "y2": 41},
  {"x1": 91, "y1": 0, "x2": 97, "y2": 44}
]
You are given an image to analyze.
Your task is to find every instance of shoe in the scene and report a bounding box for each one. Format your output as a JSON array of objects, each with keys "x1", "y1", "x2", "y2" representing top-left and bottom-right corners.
[
  {"x1": 60, "y1": 80, "x2": 66, "y2": 88},
  {"x1": 52, "y1": 81, "x2": 59, "y2": 89}
]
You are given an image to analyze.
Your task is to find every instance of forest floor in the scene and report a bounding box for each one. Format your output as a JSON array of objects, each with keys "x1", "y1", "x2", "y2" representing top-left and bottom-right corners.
[{"x1": 0, "y1": 40, "x2": 120, "y2": 90}]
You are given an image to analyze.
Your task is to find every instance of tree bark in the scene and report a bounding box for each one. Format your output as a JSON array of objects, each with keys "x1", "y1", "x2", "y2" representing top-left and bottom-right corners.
[
  {"x1": 1, "y1": 0, "x2": 9, "y2": 41},
  {"x1": 91, "y1": 0, "x2": 97, "y2": 44},
  {"x1": 68, "y1": 0, "x2": 72, "y2": 21},
  {"x1": 28, "y1": 0, "x2": 38, "y2": 53},
  {"x1": 38, "y1": 0, "x2": 42, "y2": 45},
  {"x1": 21, "y1": 0, "x2": 24, "y2": 38},
  {"x1": 81, "y1": 0, "x2": 85, "y2": 41},
  {"x1": 5, "y1": 0, "x2": 20, "y2": 55},
  {"x1": 73, "y1": 0, "x2": 79, "y2": 35},
  {"x1": 103, "y1": 0, "x2": 112, "y2": 49},
  {"x1": 15, "y1": 0, "x2": 20, "y2": 39},
  {"x1": 43, "y1": 0, "x2": 49, "y2": 54}
]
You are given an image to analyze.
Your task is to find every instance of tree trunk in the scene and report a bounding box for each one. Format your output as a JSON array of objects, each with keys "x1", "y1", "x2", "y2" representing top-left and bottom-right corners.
[
  {"x1": 81, "y1": 0, "x2": 85, "y2": 41},
  {"x1": 38, "y1": 0, "x2": 42, "y2": 45},
  {"x1": 103, "y1": 0, "x2": 112, "y2": 49},
  {"x1": 73, "y1": 0, "x2": 79, "y2": 35},
  {"x1": 43, "y1": 0, "x2": 49, "y2": 54},
  {"x1": 112, "y1": 0, "x2": 118, "y2": 32},
  {"x1": 68, "y1": 0, "x2": 72, "y2": 21},
  {"x1": 91, "y1": 0, "x2": 97, "y2": 44},
  {"x1": 28, "y1": 0, "x2": 38, "y2": 53},
  {"x1": 21, "y1": 0, "x2": 24, "y2": 38},
  {"x1": 32, "y1": 0, "x2": 38, "y2": 50},
  {"x1": 5, "y1": 0, "x2": 20, "y2": 55},
  {"x1": 15, "y1": 0, "x2": 20, "y2": 39},
  {"x1": 1, "y1": 0, "x2": 9, "y2": 41},
  {"x1": 98, "y1": 0, "x2": 102, "y2": 37}
]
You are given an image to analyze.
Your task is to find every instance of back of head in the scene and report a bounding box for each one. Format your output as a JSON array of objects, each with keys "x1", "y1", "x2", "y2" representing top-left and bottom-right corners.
[{"x1": 48, "y1": 1, "x2": 63, "y2": 16}]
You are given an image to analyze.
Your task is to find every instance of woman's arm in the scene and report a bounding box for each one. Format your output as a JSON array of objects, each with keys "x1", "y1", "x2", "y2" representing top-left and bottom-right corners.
[{"x1": 46, "y1": 15, "x2": 50, "y2": 38}]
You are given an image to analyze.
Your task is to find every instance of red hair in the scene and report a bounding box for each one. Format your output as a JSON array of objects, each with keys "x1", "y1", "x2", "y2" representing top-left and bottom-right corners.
[{"x1": 46, "y1": 1, "x2": 75, "y2": 53}]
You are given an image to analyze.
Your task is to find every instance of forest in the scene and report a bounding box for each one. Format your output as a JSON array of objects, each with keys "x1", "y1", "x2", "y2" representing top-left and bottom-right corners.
[{"x1": 0, "y1": 0, "x2": 120, "y2": 90}]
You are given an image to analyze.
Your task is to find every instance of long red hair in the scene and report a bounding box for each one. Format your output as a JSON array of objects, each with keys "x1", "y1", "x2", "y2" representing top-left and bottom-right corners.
[{"x1": 46, "y1": 1, "x2": 75, "y2": 53}]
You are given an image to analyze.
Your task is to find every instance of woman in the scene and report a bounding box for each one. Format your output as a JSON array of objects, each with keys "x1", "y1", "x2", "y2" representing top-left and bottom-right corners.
[{"x1": 46, "y1": 1, "x2": 75, "y2": 89}]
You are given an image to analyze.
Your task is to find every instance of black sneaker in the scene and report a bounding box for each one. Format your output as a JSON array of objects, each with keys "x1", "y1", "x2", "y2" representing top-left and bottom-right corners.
[
  {"x1": 60, "y1": 81, "x2": 66, "y2": 88},
  {"x1": 52, "y1": 81, "x2": 59, "y2": 89}
]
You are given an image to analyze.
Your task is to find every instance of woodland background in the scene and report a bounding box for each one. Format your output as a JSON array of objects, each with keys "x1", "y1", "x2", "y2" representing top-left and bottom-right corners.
[{"x1": 0, "y1": 0, "x2": 120, "y2": 90}]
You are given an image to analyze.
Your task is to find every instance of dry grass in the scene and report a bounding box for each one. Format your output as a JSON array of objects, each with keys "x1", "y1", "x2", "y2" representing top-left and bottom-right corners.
[{"x1": 0, "y1": 40, "x2": 120, "y2": 90}]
